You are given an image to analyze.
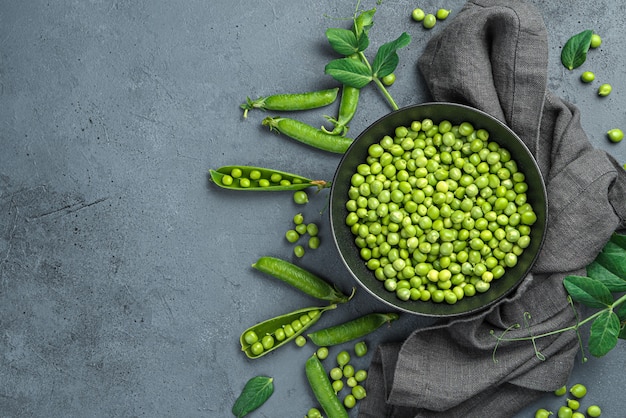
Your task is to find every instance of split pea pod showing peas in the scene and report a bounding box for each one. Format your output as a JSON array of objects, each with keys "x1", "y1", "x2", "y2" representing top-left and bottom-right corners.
[
  {"x1": 308, "y1": 312, "x2": 400, "y2": 346},
  {"x1": 252, "y1": 256, "x2": 354, "y2": 304},
  {"x1": 305, "y1": 354, "x2": 349, "y2": 418},
  {"x1": 240, "y1": 87, "x2": 339, "y2": 118},
  {"x1": 262, "y1": 116, "x2": 354, "y2": 154},
  {"x1": 240, "y1": 305, "x2": 337, "y2": 359},
  {"x1": 209, "y1": 165, "x2": 330, "y2": 191}
]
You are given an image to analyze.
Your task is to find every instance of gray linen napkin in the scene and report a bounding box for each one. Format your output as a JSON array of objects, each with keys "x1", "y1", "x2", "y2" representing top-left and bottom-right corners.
[{"x1": 358, "y1": 1, "x2": 626, "y2": 417}]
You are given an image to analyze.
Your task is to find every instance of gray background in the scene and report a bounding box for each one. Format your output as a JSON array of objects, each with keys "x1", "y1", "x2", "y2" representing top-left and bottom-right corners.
[{"x1": 1, "y1": 0, "x2": 624, "y2": 417}]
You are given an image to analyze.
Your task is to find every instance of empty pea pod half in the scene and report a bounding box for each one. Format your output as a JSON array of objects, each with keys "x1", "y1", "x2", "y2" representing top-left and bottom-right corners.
[
  {"x1": 209, "y1": 165, "x2": 330, "y2": 191},
  {"x1": 240, "y1": 305, "x2": 337, "y2": 359},
  {"x1": 252, "y1": 256, "x2": 355, "y2": 304},
  {"x1": 307, "y1": 312, "x2": 400, "y2": 346}
]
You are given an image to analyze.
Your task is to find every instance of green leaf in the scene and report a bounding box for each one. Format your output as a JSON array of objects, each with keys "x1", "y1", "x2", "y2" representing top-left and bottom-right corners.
[
  {"x1": 354, "y1": 8, "x2": 376, "y2": 38},
  {"x1": 326, "y1": 28, "x2": 360, "y2": 56},
  {"x1": 595, "y1": 241, "x2": 626, "y2": 279},
  {"x1": 588, "y1": 311, "x2": 620, "y2": 357},
  {"x1": 617, "y1": 299, "x2": 626, "y2": 321},
  {"x1": 232, "y1": 376, "x2": 274, "y2": 418},
  {"x1": 561, "y1": 29, "x2": 593, "y2": 70},
  {"x1": 372, "y1": 32, "x2": 411, "y2": 78},
  {"x1": 619, "y1": 324, "x2": 626, "y2": 340},
  {"x1": 562, "y1": 275, "x2": 613, "y2": 308},
  {"x1": 609, "y1": 232, "x2": 626, "y2": 250},
  {"x1": 586, "y1": 261, "x2": 626, "y2": 292},
  {"x1": 325, "y1": 58, "x2": 373, "y2": 89}
]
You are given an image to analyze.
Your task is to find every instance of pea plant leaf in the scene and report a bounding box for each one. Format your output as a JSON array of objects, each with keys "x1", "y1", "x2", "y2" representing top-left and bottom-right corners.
[
  {"x1": 594, "y1": 241, "x2": 626, "y2": 279},
  {"x1": 562, "y1": 275, "x2": 614, "y2": 308},
  {"x1": 609, "y1": 232, "x2": 626, "y2": 250},
  {"x1": 588, "y1": 311, "x2": 621, "y2": 357},
  {"x1": 561, "y1": 29, "x2": 593, "y2": 70},
  {"x1": 231, "y1": 376, "x2": 274, "y2": 418},
  {"x1": 354, "y1": 8, "x2": 376, "y2": 38},
  {"x1": 371, "y1": 32, "x2": 411, "y2": 78},
  {"x1": 586, "y1": 261, "x2": 626, "y2": 292},
  {"x1": 325, "y1": 58, "x2": 373, "y2": 89},
  {"x1": 326, "y1": 28, "x2": 361, "y2": 56}
]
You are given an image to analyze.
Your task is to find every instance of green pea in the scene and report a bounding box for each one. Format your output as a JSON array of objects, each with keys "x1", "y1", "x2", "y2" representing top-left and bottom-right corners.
[
  {"x1": 336, "y1": 350, "x2": 351, "y2": 368},
  {"x1": 250, "y1": 341, "x2": 264, "y2": 355},
  {"x1": 332, "y1": 379, "x2": 344, "y2": 393},
  {"x1": 381, "y1": 73, "x2": 396, "y2": 86},
  {"x1": 295, "y1": 335, "x2": 307, "y2": 347},
  {"x1": 607, "y1": 128, "x2": 624, "y2": 143},
  {"x1": 586, "y1": 405, "x2": 601, "y2": 417},
  {"x1": 411, "y1": 8, "x2": 425, "y2": 21},
  {"x1": 569, "y1": 384, "x2": 587, "y2": 398},
  {"x1": 534, "y1": 409, "x2": 553, "y2": 418},
  {"x1": 354, "y1": 341, "x2": 368, "y2": 357},
  {"x1": 294, "y1": 190, "x2": 309, "y2": 204},
  {"x1": 590, "y1": 33, "x2": 602, "y2": 48},
  {"x1": 355, "y1": 369, "x2": 368, "y2": 382},
  {"x1": 422, "y1": 13, "x2": 436, "y2": 29},
  {"x1": 243, "y1": 330, "x2": 259, "y2": 345},
  {"x1": 343, "y1": 394, "x2": 356, "y2": 409},
  {"x1": 571, "y1": 413, "x2": 585, "y2": 418},
  {"x1": 558, "y1": 406, "x2": 573, "y2": 418},
  {"x1": 316, "y1": 347, "x2": 329, "y2": 360},
  {"x1": 294, "y1": 245, "x2": 305, "y2": 258},
  {"x1": 309, "y1": 236, "x2": 321, "y2": 249},
  {"x1": 286, "y1": 229, "x2": 300, "y2": 243},
  {"x1": 329, "y1": 367, "x2": 343, "y2": 381},
  {"x1": 307, "y1": 408, "x2": 323, "y2": 418},
  {"x1": 581, "y1": 71, "x2": 595, "y2": 83},
  {"x1": 352, "y1": 385, "x2": 367, "y2": 400},
  {"x1": 342, "y1": 364, "x2": 355, "y2": 378},
  {"x1": 598, "y1": 83, "x2": 612, "y2": 97},
  {"x1": 436, "y1": 8, "x2": 451, "y2": 20}
]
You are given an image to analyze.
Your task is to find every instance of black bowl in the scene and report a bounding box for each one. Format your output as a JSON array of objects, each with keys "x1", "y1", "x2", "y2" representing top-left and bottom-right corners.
[{"x1": 330, "y1": 103, "x2": 548, "y2": 317}]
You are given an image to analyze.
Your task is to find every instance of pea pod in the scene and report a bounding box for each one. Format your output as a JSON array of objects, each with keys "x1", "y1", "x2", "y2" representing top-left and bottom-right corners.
[
  {"x1": 252, "y1": 256, "x2": 354, "y2": 304},
  {"x1": 305, "y1": 354, "x2": 349, "y2": 418},
  {"x1": 241, "y1": 87, "x2": 339, "y2": 118},
  {"x1": 322, "y1": 85, "x2": 360, "y2": 136},
  {"x1": 307, "y1": 312, "x2": 400, "y2": 346},
  {"x1": 240, "y1": 305, "x2": 336, "y2": 359},
  {"x1": 262, "y1": 116, "x2": 354, "y2": 154},
  {"x1": 209, "y1": 165, "x2": 330, "y2": 191}
]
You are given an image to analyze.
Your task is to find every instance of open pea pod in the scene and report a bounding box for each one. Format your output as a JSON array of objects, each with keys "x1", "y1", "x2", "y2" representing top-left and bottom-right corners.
[
  {"x1": 240, "y1": 305, "x2": 337, "y2": 359},
  {"x1": 210, "y1": 165, "x2": 330, "y2": 191}
]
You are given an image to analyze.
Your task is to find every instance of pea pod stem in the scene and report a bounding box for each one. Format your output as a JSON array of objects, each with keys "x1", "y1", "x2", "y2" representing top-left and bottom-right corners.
[
  {"x1": 305, "y1": 354, "x2": 349, "y2": 418},
  {"x1": 240, "y1": 87, "x2": 339, "y2": 118},
  {"x1": 322, "y1": 85, "x2": 360, "y2": 136},
  {"x1": 262, "y1": 116, "x2": 354, "y2": 154},
  {"x1": 307, "y1": 312, "x2": 400, "y2": 346},
  {"x1": 252, "y1": 256, "x2": 354, "y2": 304}
]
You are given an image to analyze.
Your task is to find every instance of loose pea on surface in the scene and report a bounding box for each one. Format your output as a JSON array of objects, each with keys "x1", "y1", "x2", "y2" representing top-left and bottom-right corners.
[
  {"x1": 534, "y1": 408, "x2": 552, "y2": 418},
  {"x1": 422, "y1": 13, "x2": 436, "y2": 29},
  {"x1": 607, "y1": 128, "x2": 624, "y2": 143},
  {"x1": 597, "y1": 83, "x2": 612, "y2": 97},
  {"x1": 590, "y1": 33, "x2": 602, "y2": 48},
  {"x1": 411, "y1": 8, "x2": 425, "y2": 21},
  {"x1": 354, "y1": 341, "x2": 368, "y2": 357},
  {"x1": 306, "y1": 407, "x2": 323, "y2": 418},
  {"x1": 569, "y1": 383, "x2": 587, "y2": 399},
  {"x1": 294, "y1": 190, "x2": 309, "y2": 204},
  {"x1": 580, "y1": 71, "x2": 595, "y2": 83},
  {"x1": 294, "y1": 245, "x2": 305, "y2": 258},
  {"x1": 586, "y1": 405, "x2": 602, "y2": 417},
  {"x1": 436, "y1": 9, "x2": 451, "y2": 20}
]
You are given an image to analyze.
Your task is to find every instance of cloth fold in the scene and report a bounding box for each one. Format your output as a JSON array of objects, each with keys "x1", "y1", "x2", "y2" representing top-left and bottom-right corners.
[{"x1": 358, "y1": 1, "x2": 626, "y2": 417}]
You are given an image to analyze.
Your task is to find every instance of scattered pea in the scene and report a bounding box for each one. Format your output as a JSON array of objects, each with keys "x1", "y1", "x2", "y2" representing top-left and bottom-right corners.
[
  {"x1": 343, "y1": 394, "x2": 356, "y2": 409},
  {"x1": 436, "y1": 9, "x2": 451, "y2": 20},
  {"x1": 567, "y1": 398, "x2": 580, "y2": 410},
  {"x1": 295, "y1": 223, "x2": 308, "y2": 235},
  {"x1": 354, "y1": 369, "x2": 368, "y2": 382},
  {"x1": 332, "y1": 379, "x2": 344, "y2": 393},
  {"x1": 580, "y1": 71, "x2": 595, "y2": 83},
  {"x1": 286, "y1": 229, "x2": 300, "y2": 243},
  {"x1": 354, "y1": 341, "x2": 368, "y2": 357},
  {"x1": 569, "y1": 384, "x2": 587, "y2": 399},
  {"x1": 597, "y1": 83, "x2": 612, "y2": 97},
  {"x1": 423, "y1": 13, "x2": 437, "y2": 29},
  {"x1": 411, "y1": 8, "x2": 425, "y2": 22},
  {"x1": 586, "y1": 405, "x2": 601, "y2": 417},
  {"x1": 558, "y1": 406, "x2": 573, "y2": 418},
  {"x1": 316, "y1": 346, "x2": 329, "y2": 360},
  {"x1": 308, "y1": 236, "x2": 321, "y2": 249},
  {"x1": 295, "y1": 335, "x2": 307, "y2": 347},
  {"x1": 307, "y1": 223, "x2": 319, "y2": 236},
  {"x1": 381, "y1": 73, "x2": 396, "y2": 86},
  {"x1": 607, "y1": 128, "x2": 624, "y2": 143},
  {"x1": 294, "y1": 190, "x2": 309, "y2": 204},
  {"x1": 306, "y1": 407, "x2": 323, "y2": 418},
  {"x1": 330, "y1": 367, "x2": 343, "y2": 381},
  {"x1": 336, "y1": 350, "x2": 351, "y2": 368},
  {"x1": 294, "y1": 245, "x2": 305, "y2": 258},
  {"x1": 572, "y1": 412, "x2": 585, "y2": 418},
  {"x1": 534, "y1": 408, "x2": 552, "y2": 418},
  {"x1": 351, "y1": 385, "x2": 367, "y2": 400},
  {"x1": 554, "y1": 385, "x2": 567, "y2": 396},
  {"x1": 590, "y1": 33, "x2": 602, "y2": 48},
  {"x1": 294, "y1": 213, "x2": 305, "y2": 225}
]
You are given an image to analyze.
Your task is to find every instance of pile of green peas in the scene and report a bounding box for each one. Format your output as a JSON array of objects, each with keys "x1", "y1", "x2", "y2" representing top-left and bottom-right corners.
[
  {"x1": 243, "y1": 309, "x2": 321, "y2": 356},
  {"x1": 305, "y1": 341, "x2": 370, "y2": 417},
  {"x1": 345, "y1": 118, "x2": 537, "y2": 304},
  {"x1": 285, "y1": 212, "x2": 321, "y2": 257},
  {"x1": 535, "y1": 383, "x2": 602, "y2": 418}
]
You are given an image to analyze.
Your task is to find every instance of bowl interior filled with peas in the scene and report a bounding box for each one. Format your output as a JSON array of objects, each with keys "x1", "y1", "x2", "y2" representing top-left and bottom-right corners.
[{"x1": 330, "y1": 102, "x2": 548, "y2": 317}]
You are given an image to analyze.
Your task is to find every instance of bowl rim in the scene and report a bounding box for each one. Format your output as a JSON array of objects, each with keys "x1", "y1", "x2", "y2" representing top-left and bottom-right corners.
[{"x1": 329, "y1": 102, "x2": 548, "y2": 317}]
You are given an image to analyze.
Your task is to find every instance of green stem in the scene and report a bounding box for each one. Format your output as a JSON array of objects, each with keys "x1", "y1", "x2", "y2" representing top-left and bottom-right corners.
[
  {"x1": 355, "y1": 51, "x2": 399, "y2": 111},
  {"x1": 497, "y1": 292, "x2": 626, "y2": 343}
]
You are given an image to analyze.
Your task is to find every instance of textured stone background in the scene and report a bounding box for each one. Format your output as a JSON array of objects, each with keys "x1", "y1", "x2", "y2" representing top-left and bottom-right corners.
[{"x1": 1, "y1": 1, "x2": 624, "y2": 417}]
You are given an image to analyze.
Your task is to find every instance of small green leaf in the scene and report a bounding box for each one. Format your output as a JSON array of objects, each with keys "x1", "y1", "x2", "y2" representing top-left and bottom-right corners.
[
  {"x1": 588, "y1": 311, "x2": 620, "y2": 357},
  {"x1": 325, "y1": 58, "x2": 373, "y2": 89},
  {"x1": 595, "y1": 241, "x2": 626, "y2": 279},
  {"x1": 609, "y1": 232, "x2": 626, "y2": 250},
  {"x1": 354, "y1": 8, "x2": 376, "y2": 38},
  {"x1": 232, "y1": 376, "x2": 274, "y2": 418},
  {"x1": 563, "y1": 275, "x2": 613, "y2": 308},
  {"x1": 561, "y1": 29, "x2": 593, "y2": 70},
  {"x1": 326, "y1": 28, "x2": 360, "y2": 56},
  {"x1": 372, "y1": 32, "x2": 411, "y2": 78},
  {"x1": 586, "y1": 261, "x2": 626, "y2": 292}
]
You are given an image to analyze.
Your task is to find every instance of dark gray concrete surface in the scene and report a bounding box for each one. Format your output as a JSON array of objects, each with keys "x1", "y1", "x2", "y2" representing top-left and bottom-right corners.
[{"x1": 1, "y1": 1, "x2": 624, "y2": 417}]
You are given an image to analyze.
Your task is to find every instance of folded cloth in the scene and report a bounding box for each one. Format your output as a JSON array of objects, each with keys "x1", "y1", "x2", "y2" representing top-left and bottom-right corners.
[{"x1": 357, "y1": 1, "x2": 626, "y2": 417}]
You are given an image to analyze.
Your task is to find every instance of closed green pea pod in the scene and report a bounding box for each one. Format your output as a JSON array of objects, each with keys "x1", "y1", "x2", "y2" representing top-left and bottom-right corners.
[
  {"x1": 240, "y1": 87, "x2": 339, "y2": 118},
  {"x1": 262, "y1": 116, "x2": 354, "y2": 154},
  {"x1": 252, "y1": 256, "x2": 354, "y2": 303},
  {"x1": 323, "y1": 85, "x2": 360, "y2": 136},
  {"x1": 240, "y1": 305, "x2": 336, "y2": 359},
  {"x1": 307, "y1": 312, "x2": 400, "y2": 346},
  {"x1": 210, "y1": 165, "x2": 329, "y2": 191},
  {"x1": 305, "y1": 355, "x2": 349, "y2": 418}
]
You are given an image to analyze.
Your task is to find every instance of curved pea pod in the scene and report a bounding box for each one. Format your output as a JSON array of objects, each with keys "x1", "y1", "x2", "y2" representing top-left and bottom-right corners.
[
  {"x1": 240, "y1": 305, "x2": 337, "y2": 359},
  {"x1": 305, "y1": 354, "x2": 349, "y2": 418},
  {"x1": 240, "y1": 87, "x2": 339, "y2": 118},
  {"x1": 252, "y1": 256, "x2": 354, "y2": 304},
  {"x1": 262, "y1": 116, "x2": 354, "y2": 154},
  {"x1": 307, "y1": 312, "x2": 400, "y2": 347},
  {"x1": 209, "y1": 165, "x2": 330, "y2": 191},
  {"x1": 322, "y1": 85, "x2": 360, "y2": 136}
]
